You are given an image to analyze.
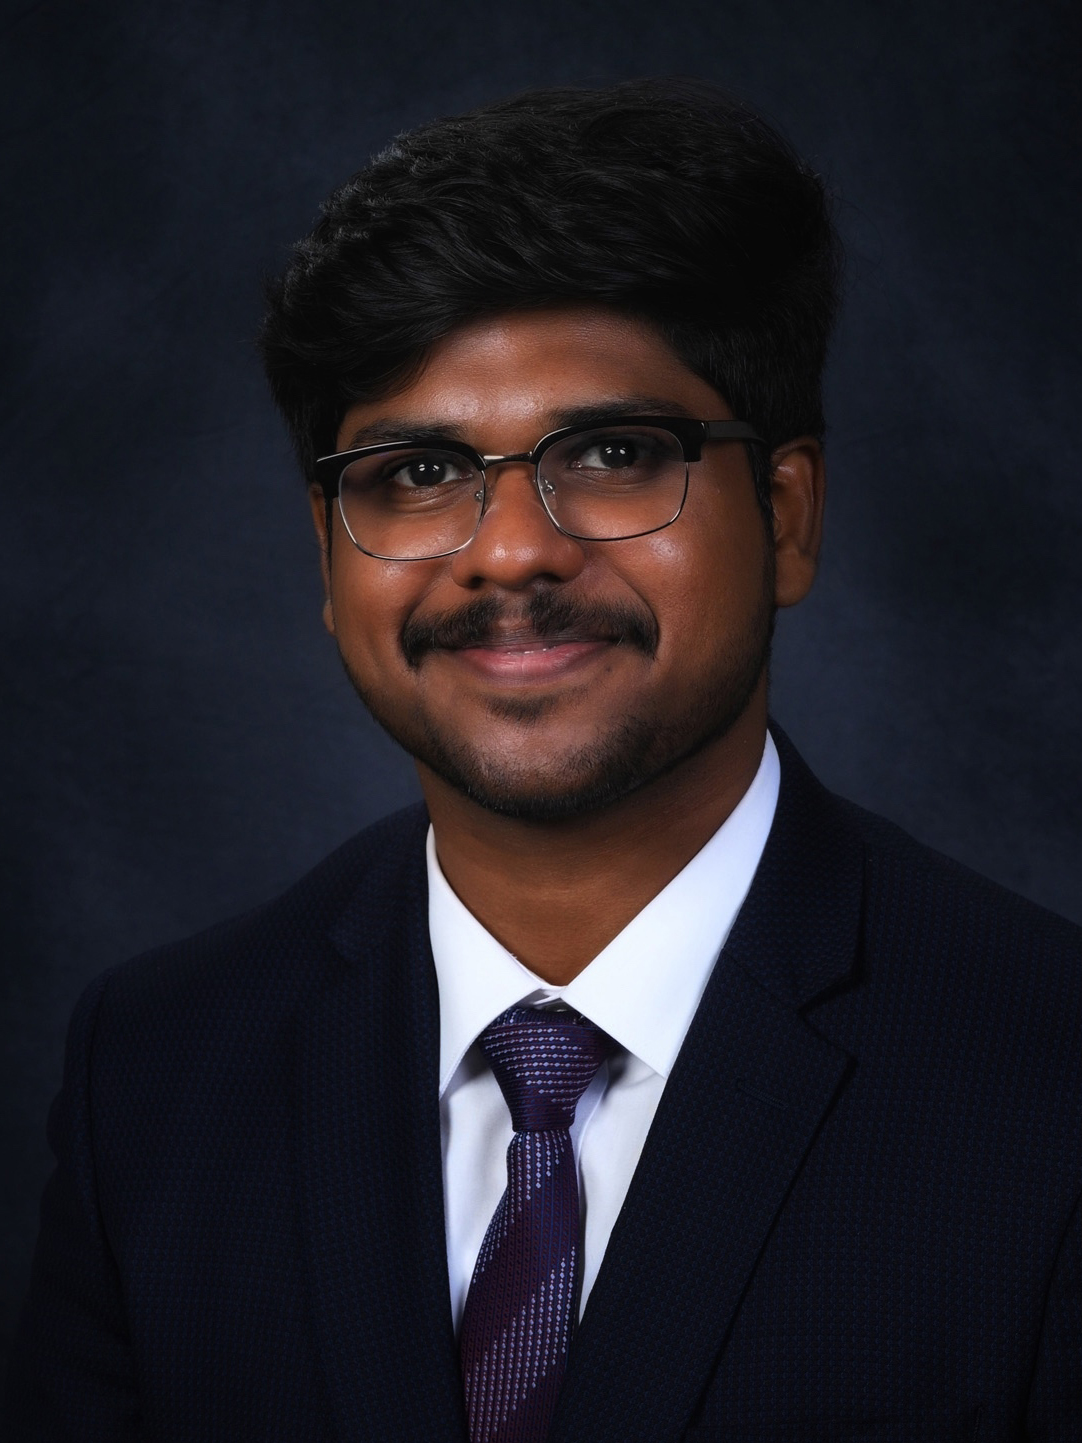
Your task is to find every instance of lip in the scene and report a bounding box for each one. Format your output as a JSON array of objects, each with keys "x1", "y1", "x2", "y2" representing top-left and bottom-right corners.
[{"x1": 438, "y1": 636, "x2": 616, "y2": 683}]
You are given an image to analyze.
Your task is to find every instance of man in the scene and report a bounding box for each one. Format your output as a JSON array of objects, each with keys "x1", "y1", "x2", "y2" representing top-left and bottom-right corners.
[{"x1": 5, "y1": 80, "x2": 1082, "y2": 1442}]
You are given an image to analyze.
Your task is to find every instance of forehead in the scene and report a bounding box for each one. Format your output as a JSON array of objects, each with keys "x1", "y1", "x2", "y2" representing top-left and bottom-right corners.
[{"x1": 335, "y1": 306, "x2": 730, "y2": 449}]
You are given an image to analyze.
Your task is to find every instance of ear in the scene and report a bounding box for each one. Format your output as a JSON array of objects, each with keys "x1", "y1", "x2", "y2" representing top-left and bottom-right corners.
[
  {"x1": 307, "y1": 485, "x2": 336, "y2": 635},
  {"x1": 769, "y1": 437, "x2": 825, "y2": 608}
]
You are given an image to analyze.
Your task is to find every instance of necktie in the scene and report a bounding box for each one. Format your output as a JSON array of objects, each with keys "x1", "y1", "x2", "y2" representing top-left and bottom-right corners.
[{"x1": 459, "y1": 1006, "x2": 614, "y2": 1443}]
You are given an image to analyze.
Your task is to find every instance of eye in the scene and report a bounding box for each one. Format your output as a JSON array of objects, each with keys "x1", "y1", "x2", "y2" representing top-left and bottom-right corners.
[
  {"x1": 572, "y1": 437, "x2": 650, "y2": 470},
  {"x1": 384, "y1": 454, "x2": 472, "y2": 489},
  {"x1": 559, "y1": 428, "x2": 677, "y2": 478}
]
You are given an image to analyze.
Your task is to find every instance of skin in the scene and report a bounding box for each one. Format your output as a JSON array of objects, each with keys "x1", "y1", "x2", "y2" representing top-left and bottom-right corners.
[{"x1": 310, "y1": 306, "x2": 824, "y2": 983}]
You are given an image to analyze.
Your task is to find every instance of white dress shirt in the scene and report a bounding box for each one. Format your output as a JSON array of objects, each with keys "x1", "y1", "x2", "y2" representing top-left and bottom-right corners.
[{"x1": 428, "y1": 732, "x2": 780, "y2": 1329}]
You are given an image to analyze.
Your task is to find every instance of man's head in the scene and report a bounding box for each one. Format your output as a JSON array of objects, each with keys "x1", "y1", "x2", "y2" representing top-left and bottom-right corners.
[{"x1": 260, "y1": 81, "x2": 840, "y2": 823}]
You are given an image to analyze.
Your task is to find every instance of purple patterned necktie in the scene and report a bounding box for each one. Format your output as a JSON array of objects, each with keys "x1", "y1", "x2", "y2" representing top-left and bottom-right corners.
[{"x1": 459, "y1": 1006, "x2": 614, "y2": 1443}]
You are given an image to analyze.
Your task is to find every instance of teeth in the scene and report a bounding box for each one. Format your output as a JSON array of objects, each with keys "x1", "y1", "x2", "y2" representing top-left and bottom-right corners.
[{"x1": 463, "y1": 635, "x2": 604, "y2": 652}]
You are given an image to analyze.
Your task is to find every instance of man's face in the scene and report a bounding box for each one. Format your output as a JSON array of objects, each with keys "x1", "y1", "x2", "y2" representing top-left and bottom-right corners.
[{"x1": 313, "y1": 307, "x2": 780, "y2": 822}]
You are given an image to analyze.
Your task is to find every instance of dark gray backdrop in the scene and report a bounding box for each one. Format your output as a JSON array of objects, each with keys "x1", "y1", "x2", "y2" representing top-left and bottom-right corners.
[{"x1": 2, "y1": 0, "x2": 1080, "y2": 1361}]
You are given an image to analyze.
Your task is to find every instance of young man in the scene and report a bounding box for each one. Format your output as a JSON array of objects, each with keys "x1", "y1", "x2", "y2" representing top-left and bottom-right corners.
[{"x1": 6, "y1": 81, "x2": 1082, "y2": 1442}]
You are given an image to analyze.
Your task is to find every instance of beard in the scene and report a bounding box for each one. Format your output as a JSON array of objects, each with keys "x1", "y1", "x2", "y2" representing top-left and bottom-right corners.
[{"x1": 338, "y1": 576, "x2": 774, "y2": 824}]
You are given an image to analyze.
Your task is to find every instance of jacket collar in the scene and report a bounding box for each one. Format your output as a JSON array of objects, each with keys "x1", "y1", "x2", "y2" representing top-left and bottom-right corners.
[{"x1": 723, "y1": 722, "x2": 864, "y2": 1008}]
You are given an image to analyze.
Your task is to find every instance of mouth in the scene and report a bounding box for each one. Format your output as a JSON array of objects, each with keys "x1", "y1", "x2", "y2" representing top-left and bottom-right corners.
[
  {"x1": 400, "y1": 592, "x2": 659, "y2": 678},
  {"x1": 448, "y1": 627, "x2": 619, "y2": 682}
]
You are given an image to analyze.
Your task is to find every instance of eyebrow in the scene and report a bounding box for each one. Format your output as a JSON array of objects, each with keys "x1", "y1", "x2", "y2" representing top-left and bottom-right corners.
[{"x1": 337, "y1": 396, "x2": 703, "y2": 453}]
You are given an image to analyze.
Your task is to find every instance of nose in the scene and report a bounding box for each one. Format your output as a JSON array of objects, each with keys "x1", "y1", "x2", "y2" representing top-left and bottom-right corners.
[{"x1": 448, "y1": 460, "x2": 586, "y2": 591}]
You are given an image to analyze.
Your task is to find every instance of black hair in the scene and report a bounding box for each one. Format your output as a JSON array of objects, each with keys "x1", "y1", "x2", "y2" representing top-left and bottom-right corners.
[{"x1": 260, "y1": 79, "x2": 842, "y2": 516}]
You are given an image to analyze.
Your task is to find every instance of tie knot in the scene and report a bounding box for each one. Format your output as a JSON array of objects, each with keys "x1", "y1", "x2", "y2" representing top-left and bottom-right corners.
[{"x1": 478, "y1": 1007, "x2": 614, "y2": 1133}]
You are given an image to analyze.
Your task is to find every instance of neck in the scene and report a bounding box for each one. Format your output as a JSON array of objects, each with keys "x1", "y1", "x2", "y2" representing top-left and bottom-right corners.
[{"x1": 419, "y1": 693, "x2": 768, "y2": 985}]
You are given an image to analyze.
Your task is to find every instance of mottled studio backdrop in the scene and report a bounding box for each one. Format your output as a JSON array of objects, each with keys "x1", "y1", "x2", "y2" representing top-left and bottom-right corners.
[{"x1": 2, "y1": 0, "x2": 1080, "y2": 1361}]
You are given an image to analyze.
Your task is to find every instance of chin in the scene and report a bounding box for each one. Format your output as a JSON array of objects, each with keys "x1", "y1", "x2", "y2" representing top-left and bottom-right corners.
[{"x1": 415, "y1": 686, "x2": 765, "y2": 823}]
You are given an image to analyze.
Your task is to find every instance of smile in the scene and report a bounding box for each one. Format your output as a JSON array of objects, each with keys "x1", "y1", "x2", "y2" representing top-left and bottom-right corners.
[{"x1": 440, "y1": 635, "x2": 616, "y2": 682}]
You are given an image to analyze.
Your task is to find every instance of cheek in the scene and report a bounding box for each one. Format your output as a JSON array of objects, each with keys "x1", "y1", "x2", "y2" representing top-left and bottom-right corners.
[
  {"x1": 630, "y1": 526, "x2": 763, "y2": 622},
  {"x1": 329, "y1": 559, "x2": 421, "y2": 666},
  {"x1": 618, "y1": 517, "x2": 770, "y2": 677}
]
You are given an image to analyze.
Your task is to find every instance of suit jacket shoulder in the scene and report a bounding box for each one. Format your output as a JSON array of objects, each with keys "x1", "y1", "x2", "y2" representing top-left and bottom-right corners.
[
  {"x1": 4, "y1": 799, "x2": 453, "y2": 1442},
  {"x1": 88, "y1": 800, "x2": 432, "y2": 1039},
  {"x1": 829, "y1": 783, "x2": 1082, "y2": 1069}
]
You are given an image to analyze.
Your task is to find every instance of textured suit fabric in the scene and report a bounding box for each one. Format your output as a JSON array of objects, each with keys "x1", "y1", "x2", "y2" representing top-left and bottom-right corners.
[{"x1": 4, "y1": 728, "x2": 1082, "y2": 1441}]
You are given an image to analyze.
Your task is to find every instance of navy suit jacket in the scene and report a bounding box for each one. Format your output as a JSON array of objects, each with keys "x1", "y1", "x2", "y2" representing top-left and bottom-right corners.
[{"x1": 5, "y1": 730, "x2": 1082, "y2": 1441}]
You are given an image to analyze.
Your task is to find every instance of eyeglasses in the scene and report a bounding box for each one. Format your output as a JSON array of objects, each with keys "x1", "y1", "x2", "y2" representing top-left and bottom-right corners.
[{"x1": 314, "y1": 416, "x2": 764, "y2": 561}]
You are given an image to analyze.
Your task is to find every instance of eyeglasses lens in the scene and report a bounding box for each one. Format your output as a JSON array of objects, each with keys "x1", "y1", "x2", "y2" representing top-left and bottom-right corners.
[
  {"x1": 538, "y1": 426, "x2": 687, "y2": 541},
  {"x1": 337, "y1": 448, "x2": 484, "y2": 560}
]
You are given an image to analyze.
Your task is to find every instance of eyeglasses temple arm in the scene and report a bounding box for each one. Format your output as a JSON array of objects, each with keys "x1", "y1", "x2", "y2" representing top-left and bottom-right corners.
[{"x1": 703, "y1": 421, "x2": 765, "y2": 444}]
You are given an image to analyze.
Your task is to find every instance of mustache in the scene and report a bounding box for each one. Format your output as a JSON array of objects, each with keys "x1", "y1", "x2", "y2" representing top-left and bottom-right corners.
[{"x1": 400, "y1": 589, "x2": 659, "y2": 667}]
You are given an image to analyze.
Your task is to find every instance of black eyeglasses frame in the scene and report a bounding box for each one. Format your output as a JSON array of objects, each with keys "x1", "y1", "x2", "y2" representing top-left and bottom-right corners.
[{"x1": 313, "y1": 416, "x2": 766, "y2": 559}]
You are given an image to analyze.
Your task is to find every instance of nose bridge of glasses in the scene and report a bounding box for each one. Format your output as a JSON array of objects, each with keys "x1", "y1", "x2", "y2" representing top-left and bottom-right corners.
[
  {"x1": 477, "y1": 450, "x2": 554, "y2": 505},
  {"x1": 480, "y1": 449, "x2": 536, "y2": 471}
]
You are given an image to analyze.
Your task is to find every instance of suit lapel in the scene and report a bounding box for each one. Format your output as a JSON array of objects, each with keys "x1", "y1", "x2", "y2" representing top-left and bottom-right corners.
[
  {"x1": 296, "y1": 808, "x2": 467, "y2": 1442},
  {"x1": 550, "y1": 730, "x2": 864, "y2": 1443}
]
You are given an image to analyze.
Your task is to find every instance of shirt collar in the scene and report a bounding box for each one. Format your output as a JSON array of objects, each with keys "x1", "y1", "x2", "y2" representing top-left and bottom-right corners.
[{"x1": 428, "y1": 732, "x2": 780, "y2": 1094}]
